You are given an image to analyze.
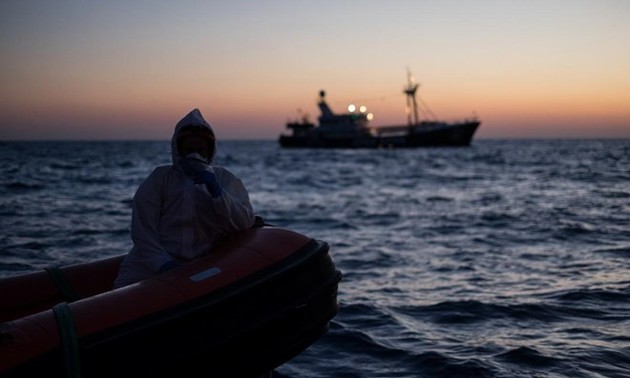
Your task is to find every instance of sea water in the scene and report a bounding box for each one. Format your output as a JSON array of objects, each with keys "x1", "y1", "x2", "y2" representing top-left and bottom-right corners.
[{"x1": 1, "y1": 139, "x2": 629, "y2": 378}]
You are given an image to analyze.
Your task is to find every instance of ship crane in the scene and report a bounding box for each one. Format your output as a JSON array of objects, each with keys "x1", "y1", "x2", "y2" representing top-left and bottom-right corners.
[{"x1": 404, "y1": 69, "x2": 420, "y2": 126}]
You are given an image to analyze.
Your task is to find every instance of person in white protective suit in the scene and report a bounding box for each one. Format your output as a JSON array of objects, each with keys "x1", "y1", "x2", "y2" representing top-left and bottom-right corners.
[{"x1": 113, "y1": 108, "x2": 256, "y2": 288}]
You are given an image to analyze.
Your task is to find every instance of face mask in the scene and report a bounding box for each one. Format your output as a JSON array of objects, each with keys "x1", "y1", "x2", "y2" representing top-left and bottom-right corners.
[{"x1": 185, "y1": 152, "x2": 207, "y2": 163}]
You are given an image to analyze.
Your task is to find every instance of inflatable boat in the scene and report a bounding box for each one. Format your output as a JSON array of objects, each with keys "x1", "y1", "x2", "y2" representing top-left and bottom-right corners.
[{"x1": 0, "y1": 226, "x2": 342, "y2": 377}]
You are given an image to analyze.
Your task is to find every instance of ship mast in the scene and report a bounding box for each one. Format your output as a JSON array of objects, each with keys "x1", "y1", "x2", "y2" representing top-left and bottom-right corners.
[{"x1": 404, "y1": 69, "x2": 420, "y2": 126}]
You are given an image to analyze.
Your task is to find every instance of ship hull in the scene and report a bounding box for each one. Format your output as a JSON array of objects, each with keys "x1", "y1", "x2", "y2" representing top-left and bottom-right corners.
[
  {"x1": 400, "y1": 120, "x2": 480, "y2": 147},
  {"x1": 279, "y1": 121, "x2": 480, "y2": 148}
]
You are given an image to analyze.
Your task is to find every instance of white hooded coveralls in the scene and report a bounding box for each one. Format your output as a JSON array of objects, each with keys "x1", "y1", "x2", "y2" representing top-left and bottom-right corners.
[{"x1": 113, "y1": 109, "x2": 255, "y2": 288}]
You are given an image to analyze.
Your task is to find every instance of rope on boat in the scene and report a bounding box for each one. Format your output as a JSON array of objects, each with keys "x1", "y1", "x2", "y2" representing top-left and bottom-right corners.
[
  {"x1": 45, "y1": 267, "x2": 81, "y2": 302},
  {"x1": 53, "y1": 302, "x2": 82, "y2": 378}
]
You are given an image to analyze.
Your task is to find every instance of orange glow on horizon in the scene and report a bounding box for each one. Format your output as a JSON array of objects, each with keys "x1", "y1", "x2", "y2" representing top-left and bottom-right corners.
[{"x1": 1, "y1": 2, "x2": 629, "y2": 140}]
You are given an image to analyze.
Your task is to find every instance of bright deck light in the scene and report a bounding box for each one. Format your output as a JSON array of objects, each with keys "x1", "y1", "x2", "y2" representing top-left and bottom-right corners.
[{"x1": 348, "y1": 104, "x2": 356, "y2": 112}]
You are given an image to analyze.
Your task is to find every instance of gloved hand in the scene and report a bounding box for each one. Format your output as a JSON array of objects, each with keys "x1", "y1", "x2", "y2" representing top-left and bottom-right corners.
[
  {"x1": 194, "y1": 170, "x2": 222, "y2": 198},
  {"x1": 179, "y1": 155, "x2": 222, "y2": 197},
  {"x1": 159, "y1": 259, "x2": 180, "y2": 273}
]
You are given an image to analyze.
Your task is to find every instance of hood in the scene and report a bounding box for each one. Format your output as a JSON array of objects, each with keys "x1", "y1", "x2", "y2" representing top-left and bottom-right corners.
[{"x1": 171, "y1": 108, "x2": 216, "y2": 164}]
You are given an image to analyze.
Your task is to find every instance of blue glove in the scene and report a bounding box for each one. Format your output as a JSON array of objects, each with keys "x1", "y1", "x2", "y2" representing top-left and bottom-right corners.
[
  {"x1": 194, "y1": 170, "x2": 222, "y2": 197},
  {"x1": 180, "y1": 156, "x2": 222, "y2": 197},
  {"x1": 159, "y1": 259, "x2": 180, "y2": 273}
]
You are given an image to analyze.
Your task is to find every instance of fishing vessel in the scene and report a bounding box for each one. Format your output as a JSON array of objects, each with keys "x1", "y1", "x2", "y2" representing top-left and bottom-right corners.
[
  {"x1": 0, "y1": 226, "x2": 341, "y2": 378},
  {"x1": 279, "y1": 71, "x2": 480, "y2": 148}
]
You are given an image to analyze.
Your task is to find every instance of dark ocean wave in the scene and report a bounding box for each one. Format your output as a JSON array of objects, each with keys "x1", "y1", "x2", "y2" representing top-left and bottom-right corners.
[
  {"x1": 392, "y1": 300, "x2": 574, "y2": 323},
  {"x1": 3, "y1": 181, "x2": 46, "y2": 191},
  {"x1": 546, "y1": 286, "x2": 630, "y2": 303}
]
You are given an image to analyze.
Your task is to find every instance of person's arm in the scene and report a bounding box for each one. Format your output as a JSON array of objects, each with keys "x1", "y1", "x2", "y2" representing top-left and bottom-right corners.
[
  {"x1": 192, "y1": 167, "x2": 255, "y2": 234},
  {"x1": 179, "y1": 157, "x2": 255, "y2": 233},
  {"x1": 210, "y1": 169, "x2": 256, "y2": 231}
]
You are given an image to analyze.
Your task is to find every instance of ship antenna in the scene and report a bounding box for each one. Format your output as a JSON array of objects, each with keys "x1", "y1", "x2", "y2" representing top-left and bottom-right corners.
[{"x1": 404, "y1": 68, "x2": 420, "y2": 126}]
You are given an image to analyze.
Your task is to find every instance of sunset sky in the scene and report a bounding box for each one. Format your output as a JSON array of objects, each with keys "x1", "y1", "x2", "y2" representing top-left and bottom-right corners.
[{"x1": 1, "y1": 1, "x2": 629, "y2": 140}]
